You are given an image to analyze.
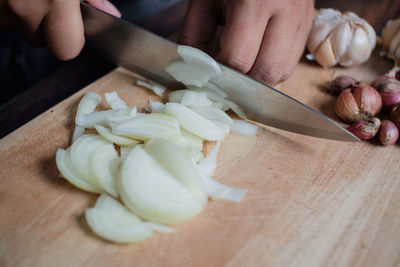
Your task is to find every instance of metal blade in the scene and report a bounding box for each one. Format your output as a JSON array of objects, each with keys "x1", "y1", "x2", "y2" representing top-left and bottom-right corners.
[{"x1": 81, "y1": 2, "x2": 360, "y2": 142}]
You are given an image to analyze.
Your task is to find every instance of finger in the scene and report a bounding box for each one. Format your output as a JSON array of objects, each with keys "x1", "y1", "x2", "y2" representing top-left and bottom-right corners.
[
  {"x1": 87, "y1": 0, "x2": 121, "y2": 18},
  {"x1": 178, "y1": 0, "x2": 218, "y2": 52},
  {"x1": 215, "y1": 0, "x2": 270, "y2": 73},
  {"x1": 248, "y1": 14, "x2": 298, "y2": 86},
  {"x1": 42, "y1": 0, "x2": 84, "y2": 60},
  {"x1": 284, "y1": 25, "x2": 312, "y2": 83}
]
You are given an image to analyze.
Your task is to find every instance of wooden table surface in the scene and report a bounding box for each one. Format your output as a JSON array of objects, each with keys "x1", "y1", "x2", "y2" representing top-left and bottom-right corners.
[{"x1": 1, "y1": 0, "x2": 400, "y2": 138}]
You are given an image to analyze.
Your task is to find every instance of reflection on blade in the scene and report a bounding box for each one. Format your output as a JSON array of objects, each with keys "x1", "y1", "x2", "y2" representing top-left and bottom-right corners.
[{"x1": 81, "y1": 2, "x2": 360, "y2": 142}]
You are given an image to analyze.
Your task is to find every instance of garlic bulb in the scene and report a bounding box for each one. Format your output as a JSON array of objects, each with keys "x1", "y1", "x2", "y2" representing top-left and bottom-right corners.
[
  {"x1": 307, "y1": 9, "x2": 376, "y2": 67},
  {"x1": 382, "y1": 19, "x2": 400, "y2": 63}
]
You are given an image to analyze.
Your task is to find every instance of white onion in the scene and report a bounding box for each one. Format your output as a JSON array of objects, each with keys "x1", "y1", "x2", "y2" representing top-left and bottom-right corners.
[
  {"x1": 112, "y1": 113, "x2": 181, "y2": 142},
  {"x1": 95, "y1": 125, "x2": 140, "y2": 146},
  {"x1": 69, "y1": 135, "x2": 110, "y2": 187},
  {"x1": 194, "y1": 165, "x2": 247, "y2": 203},
  {"x1": 230, "y1": 120, "x2": 258, "y2": 136},
  {"x1": 72, "y1": 92, "x2": 102, "y2": 142},
  {"x1": 149, "y1": 99, "x2": 165, "y2": 113},
  {"x1": 165, "y1": 59, "x2": 213, "y2": 87},
  {"x1": 119, "y1": 146, "x2": 204, "y2": 225},
  {"x1": 164, "y1": 102, "x2": 225, "y2": 141},
  {"x1": 56, "y1": 148, "x2": 103, "y2": 193},
  {"x1": 177, "y1": 45, "x2": 222, "y2": 76},
  {"x1": 76, "y1": 108, "x2": 136, "y2": 128},
  {"x1": 144, "y1": 139, "x2": 207, "y2": 204},
  {"x1": 198, "y1": 141, "x2": 220, "y2": 176},
  {"x1": 181, "y1": 91, "x2": 212, "y2": 107},
  {"x1": 85, "y1": 194, "x2": 154, "y2": 243},
  {"x1": 137, "y1": 80, "x2": 166, "y2": 96},
  {"x1": 91, "y1": 145, "x2": 120, "y2": 197},
  {"x1": 190, "y1": 106, "x2": 233, "y2": 124},
  {"x1": 105, "y1": 92, "x2": 128, "y2": 110},
  {"x1": 204, "y1": 82, "x2": 227, "y2": 98}
]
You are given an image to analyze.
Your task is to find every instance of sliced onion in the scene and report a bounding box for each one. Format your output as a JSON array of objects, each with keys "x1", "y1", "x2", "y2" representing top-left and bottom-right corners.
[
  {"x1": 72, "y1": 92, "x2": 102, "y2": 142},
  {"x1": 142, "y1": 222, "x2": 176, "y2": 233},
  {"x1": 76, "y1": 108, "x2": 136, "y2": 128},
  {"x1": 91, "y1": 145, "x2": 120, "y2": 197},
  {"x1": 190, "y1": 106, "x2": 233, "y2": 124},
  {"x1": 165, "y1": 59, "x2": 212, "y2": 87},
  {"x1": 181, "y1": 91, "x2": 212, "y2": 107},
  {"x1": 137, "y1": 80, "x2": 166, "y2": 96},
  {"x1": 56, "y1": 148, "x2": 103, "y2": 193},
  {"x1": 180, "y1": 129, "x2": 204, "y2": 151},
  {"x1": 210, "y1": 120, "x2": 230, "y2": 134},
  {"x1": 95, "y1": 125, "x2": 140, "y2": 146},
  {"x1": 70, "y1": 135, "x2": 110, "y2": 188},
  {"x1": 177, "y1": 45, "x2": 222, "y2": 76},
  {"x1": 144, "y1": 139, "x2": 207, "y2": 204},
  {"x1": 85, "y1": 194, "x2": 154, "y2": 243},
  {"x1": 198, "y1": 141, "x2": 220, "y2": 176},
  {"x1": 164, "y1": 103, "x2": 225, "y2": 141},
  {"x1": 105, "y1": 92, "x2": 128, "y2": 110},
  {"x1": 120, "y1": 145, "x2": 142, "y2": 161},
  {"x1": 230, "y1": 120, "x2": 258, "y2": 136},
  {"x1": 149, "y1": 99, "x2": 165, "y2": 113},
  {"x1": 204, "y1": 82, "x2": 227, "y2": 98},
  {"x1": 119, "y1": 146, "x2": 204, "y2": 225},
  {"x1": 112, "y1": 113, "x2": 181, "y2": 142},
  {"x1": 194, "y1": 165, "x2": 247, "y2": 203}
]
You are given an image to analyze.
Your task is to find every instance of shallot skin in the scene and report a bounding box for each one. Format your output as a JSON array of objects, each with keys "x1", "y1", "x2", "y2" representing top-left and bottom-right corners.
[
  {"x1": 347, "y1": 117, "x2": 381, "y2": 140},
  {"x1": 378, "y1": 120, "x2": 399, "y2": 146}
]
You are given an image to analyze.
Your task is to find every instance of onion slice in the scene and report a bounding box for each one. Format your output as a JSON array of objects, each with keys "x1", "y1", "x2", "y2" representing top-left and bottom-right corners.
[
  {"x1": 137, "y1": 80, "x2": 166, "y2": 97},
  {"x1": 91, "y1": 145, "x2": 120, "y2": 197},
  {"x1": 105, "y1": 92, "x2": 128, "y2": 110},
  {"x1": 56, "y1": 148, "x2": 103, "y2": 193},
  {"x1": 119, "y1": 146, "x2": 204, "y2": 225},
  {"x1": 164, "y1": 102, "x2": 225, "y2": 141},
  {"x1": 95, "y1": 125, "x2": 140, "y2": 146},
  {"x1": 70, "y1": 135, "x2": 111, "y2": 188},
  {"x1": 72, "y1": 92, "x2": 102, "y2": 142},
  {"x1": 177, "y1": 45, "x2": 222, "y2": 76},
  {"x1": 149, "y1": 99, "x2": 165, "y2": 113},
  {"x1": 112, "y1": 113, "x2": 181, "y2": 142},
  {"x1": 165, "y1": 59, "x2": 213, "y2": 87},
  {"x1": 194, "y1": 165, "x2": 247, "y2": 203},
  {"x1": 76, "y1": 108, "x2": 136, "y2": 128},
  {"x1": 230, "y1": 120, "x2": 258, "y2": 136},
  {"x1": 190, "y1": 106, "x2": 233, "y2": 124},
  {"x1": 85, "y1": 194, "x2": 154, "y2": 243},
  {"x1": 181, "y1": 91, "x2": 212, "y2": 107},
  {"x1": 144, "y1": 139, "x2": 207, "y2": 204},
  {"x1": 204, "y1": 82, "x2": 227, "y2": 98},
  {"x1": 198, "y1": 141, "x2": 220, "y2": 176}
]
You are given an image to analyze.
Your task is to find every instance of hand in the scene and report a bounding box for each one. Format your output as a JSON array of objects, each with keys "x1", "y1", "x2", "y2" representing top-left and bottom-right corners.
[
  {"x1": 179, "y1": 0, "x2": 315, "y2": 86},
  {"x1": 0, "y1": 0, "x2": 120, "y2": 60}
]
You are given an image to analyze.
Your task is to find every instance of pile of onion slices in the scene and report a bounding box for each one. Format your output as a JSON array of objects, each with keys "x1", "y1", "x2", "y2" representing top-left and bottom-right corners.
[{"x1": 56, "y1": 46, "x2": 258, "y2": 243}]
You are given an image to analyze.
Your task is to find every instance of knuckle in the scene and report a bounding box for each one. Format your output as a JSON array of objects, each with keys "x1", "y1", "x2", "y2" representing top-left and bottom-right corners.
[
  {"x1": 225, "y1": 55, "x2": 253, "y2": 73},
  {"x1": 252, "y1": 63, "x2": 285, "y2": 85}
]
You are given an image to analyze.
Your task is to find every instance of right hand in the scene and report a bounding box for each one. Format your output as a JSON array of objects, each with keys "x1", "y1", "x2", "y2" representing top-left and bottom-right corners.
[{"x1": 0, "y1": 0, "x2": 120, "y2": 60}]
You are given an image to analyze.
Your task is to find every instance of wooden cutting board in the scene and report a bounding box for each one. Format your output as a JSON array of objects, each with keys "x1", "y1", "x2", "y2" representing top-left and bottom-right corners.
[{"x1": 1, "y1": 50, "x2": 400, "y2": 267}]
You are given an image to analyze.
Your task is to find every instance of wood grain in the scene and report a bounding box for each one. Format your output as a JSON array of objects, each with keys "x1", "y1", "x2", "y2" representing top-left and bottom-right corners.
[{"x1": 1, "y1": 48, "x2": 400, "y2": 266}]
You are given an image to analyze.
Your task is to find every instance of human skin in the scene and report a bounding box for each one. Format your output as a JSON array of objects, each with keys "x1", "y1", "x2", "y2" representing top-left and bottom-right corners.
[{"x1": 0, "y1": 0, "x2": 314, "y2": 85}]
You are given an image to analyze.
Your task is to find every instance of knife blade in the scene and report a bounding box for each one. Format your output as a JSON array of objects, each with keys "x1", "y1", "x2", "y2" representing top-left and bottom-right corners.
[{"x1": 80, "y1": 2, "x2": 359, "y2": 142}]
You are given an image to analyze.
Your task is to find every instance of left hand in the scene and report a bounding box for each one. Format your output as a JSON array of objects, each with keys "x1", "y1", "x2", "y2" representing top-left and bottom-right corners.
[{"x1": 179, "y1": 0, "x2": 315, "y2": 86}]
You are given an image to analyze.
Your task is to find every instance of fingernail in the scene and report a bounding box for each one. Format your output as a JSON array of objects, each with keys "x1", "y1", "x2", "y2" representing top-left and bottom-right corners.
[{"x1": 103, "y1": 0, "x2": 121, "y2": 18}]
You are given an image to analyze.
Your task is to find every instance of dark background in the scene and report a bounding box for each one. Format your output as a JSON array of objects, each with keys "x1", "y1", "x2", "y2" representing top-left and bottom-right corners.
[{"x1": 1, "y1": 0, "x2": 399, "y2": 137}]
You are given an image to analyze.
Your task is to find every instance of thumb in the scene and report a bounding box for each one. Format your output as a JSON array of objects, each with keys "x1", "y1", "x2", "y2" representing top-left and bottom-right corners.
[
  {"x1": 178, "y1": 0, "x2": 218, "y2": 52},
  {"x1": 86, "y1": 0, "x2": 121, "y2": 18}
]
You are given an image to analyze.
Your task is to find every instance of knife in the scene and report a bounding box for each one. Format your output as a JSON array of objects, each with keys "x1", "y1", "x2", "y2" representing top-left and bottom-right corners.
[{"x1": 80, "y1": 2, "x2": 359, "y2": 142}]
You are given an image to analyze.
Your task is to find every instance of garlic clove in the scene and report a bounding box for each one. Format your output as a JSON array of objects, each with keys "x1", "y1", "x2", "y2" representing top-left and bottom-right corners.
[
  {"x1": 340, "y1": 27, "x2": 370, "y2": 67},
  {"x1": 314, "y1": 38, "x2": 337, "y2": 67},
  {"x1": 330, "y1": 22, "x2": 352, "y2": 59},
  {"x1": 382, "y1": 19, "x2": 400, "y2": 53},
  {"x1": 389, "y1": 30, "x2": 400, "y2": 59}
]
